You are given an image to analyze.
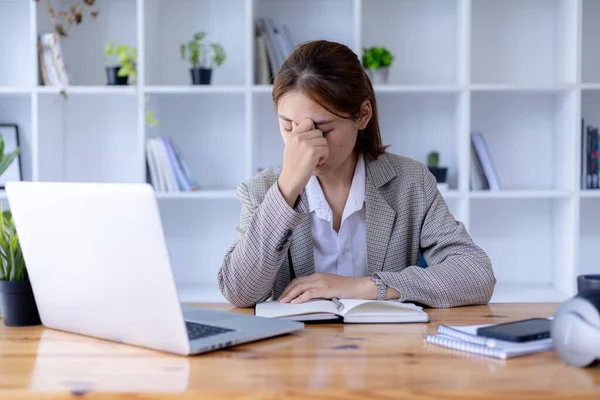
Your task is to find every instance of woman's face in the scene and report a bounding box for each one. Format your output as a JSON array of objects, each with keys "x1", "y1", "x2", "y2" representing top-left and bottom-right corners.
[{"x1": 277, "y1": 91, "x2": 370, "y2": 176}]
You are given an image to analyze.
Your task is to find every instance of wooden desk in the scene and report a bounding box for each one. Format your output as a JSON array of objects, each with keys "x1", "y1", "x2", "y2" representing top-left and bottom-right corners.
[{"x1": 0, "y1": 303, "x2": 598, "y2": 399}]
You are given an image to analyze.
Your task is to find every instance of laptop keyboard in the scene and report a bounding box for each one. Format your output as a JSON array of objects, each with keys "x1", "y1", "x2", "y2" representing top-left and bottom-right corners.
[{"x1": 185, "y1": 321, "x2": 234, "y2": 341}]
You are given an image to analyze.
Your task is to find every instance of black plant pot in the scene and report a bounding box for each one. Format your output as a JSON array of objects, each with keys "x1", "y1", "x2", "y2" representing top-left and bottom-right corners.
[
  {"x1": 428, "y1": 167, "x2": 448, "y2": 183},
  {"x1": 106, "y1": 66, "x2": 128, "y2": 85},
  {"x1": 0, "y1": 280, "x2": 41, "y2": 327},
  {"x1": 191, "y1": 68, "x2": 212, "y2": 85}
]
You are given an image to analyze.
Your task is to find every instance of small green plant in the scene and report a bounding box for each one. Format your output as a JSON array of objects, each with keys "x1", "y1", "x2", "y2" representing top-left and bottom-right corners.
[
  {"x1": 104, "y1": 42, "x2": 137, "y2": 82},
  {"x1": 427, "y1": 151, "x2": 440, "y2": 168},
  {"x1": 180, "y1": 32, "x2": 227, "y2": 69},
  {"x1": 362, "y1": 46, "x2": 394, "y2": 71},
  {"x1": 0, "y1": 134, "x2": 25, "y2": 281},
  {"x1": 0, "y1": 207, "x2": 26, "y2": 282}
]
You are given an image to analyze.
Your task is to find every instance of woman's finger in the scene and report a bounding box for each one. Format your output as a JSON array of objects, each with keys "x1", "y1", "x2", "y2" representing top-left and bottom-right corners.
[
  {"x1": 279, "y1": 277, "x2": 307, "y2": 301},
  {"x1": 290, "y1": 289, "x2": 321, "y2": 304},
  {"x1": 293, "y1": 118, "x2": 315, "y2": 134},
  {"x1": 297, "y1": 129, "x2": 324, "y2": 140},
  {"x1": 308, "y1": 137, "x2": 328, "y2": 147},
  {"x1": 280, "y1": 283, "x2": 314, "y2": 303}
]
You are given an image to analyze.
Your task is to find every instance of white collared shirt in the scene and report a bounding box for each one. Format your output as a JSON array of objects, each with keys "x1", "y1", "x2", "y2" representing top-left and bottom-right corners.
[{"x1": 304, "y1": 154, "x2": 367, "y2": 278}]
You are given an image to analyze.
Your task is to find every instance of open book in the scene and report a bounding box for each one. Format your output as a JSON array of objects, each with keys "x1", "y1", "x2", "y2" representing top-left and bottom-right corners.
[{"x1": 255, "y1": 298, "x2": 430, "y2": 323}]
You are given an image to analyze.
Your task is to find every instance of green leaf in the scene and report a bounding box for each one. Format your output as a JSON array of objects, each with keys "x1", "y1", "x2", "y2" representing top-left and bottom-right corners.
[
  {"x1": 0, "y1": 148, "x2": 19, "y2": 177},
  {"x1": 104, "y1": 41, "x2": 114, "y2": 55},
  {"x1": 0, "y1": 134, "x2": 4, "y2": 158},
  {"x1": 146, "y1": 110, "x2": 159, "y2": 127}
]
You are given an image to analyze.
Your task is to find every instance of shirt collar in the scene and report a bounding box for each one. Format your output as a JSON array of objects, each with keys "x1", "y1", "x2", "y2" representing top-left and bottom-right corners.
[{"x1": 305, "y1": 154, "x2": 366, "y2": 222}]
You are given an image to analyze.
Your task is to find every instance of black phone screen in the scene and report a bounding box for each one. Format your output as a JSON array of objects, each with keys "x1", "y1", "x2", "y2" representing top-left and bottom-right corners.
[{"x1": 476, "y1": 318, "x2": 551, "y2": 342}]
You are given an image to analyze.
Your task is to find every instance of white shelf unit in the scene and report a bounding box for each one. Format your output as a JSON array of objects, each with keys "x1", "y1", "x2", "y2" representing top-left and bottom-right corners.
[{"x1": 1, "y1": 0, "x2": 599, "y2": 304}]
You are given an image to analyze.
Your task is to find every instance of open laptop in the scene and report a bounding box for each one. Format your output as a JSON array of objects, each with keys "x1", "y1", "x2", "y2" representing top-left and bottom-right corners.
[{"x1": 5, "y1": 181, "x2": 303, "y2": 356}]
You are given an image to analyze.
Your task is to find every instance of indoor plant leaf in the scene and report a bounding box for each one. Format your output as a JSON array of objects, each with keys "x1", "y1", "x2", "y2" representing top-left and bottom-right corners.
[{"x1": 0, "y1": 148, "x2": 21, "y2": 177}]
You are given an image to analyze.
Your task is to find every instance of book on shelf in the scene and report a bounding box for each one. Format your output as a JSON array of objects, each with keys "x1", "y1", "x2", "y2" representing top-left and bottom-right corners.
[
  {"x1": 470, "y1": 132, "x2": 501, "y2": 191},
  {"x1": 38, "y1": 33, "x2": 71, "y2": 87},
  {"x1": 425, "y1": 321, "x2": 553, "y2": 360},
  {"x1": 146, "y1": 136, "x2": 199, "y2": 193},
  {"x1": 255, "y1": 17, "x2": 295, "y2": 84},
  {"x1": 255, "y1": 298, "x2": 429, "y2": 323},
  {"x1": 582, "y1": 118, "x2": 600, "y2": 190}
]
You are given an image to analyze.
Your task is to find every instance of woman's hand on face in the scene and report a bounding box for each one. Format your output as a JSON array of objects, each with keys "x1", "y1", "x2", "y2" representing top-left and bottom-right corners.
[
  {"x1": 277, "y1": 273, "x2": 374, "y2": 304},
  {"x1": 277, "y1": 118, "x2": 329, "y2": 208}
]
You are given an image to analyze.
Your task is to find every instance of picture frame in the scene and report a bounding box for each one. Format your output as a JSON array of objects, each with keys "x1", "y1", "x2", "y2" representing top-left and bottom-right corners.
[{"x1": 0, "y1": 124, "x2": 23, "y2": 189}]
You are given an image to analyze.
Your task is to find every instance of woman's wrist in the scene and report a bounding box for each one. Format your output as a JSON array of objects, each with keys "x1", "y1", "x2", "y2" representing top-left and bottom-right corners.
[
  {"x1": 277, "y1": 176, "x2": 302, "y2": 209},
  {"x1": 356, "y1": 277, "x2": 378, "y2": 299},
  {"x1": 355, "y1": 276, "x2": 401, "y2": 300}
]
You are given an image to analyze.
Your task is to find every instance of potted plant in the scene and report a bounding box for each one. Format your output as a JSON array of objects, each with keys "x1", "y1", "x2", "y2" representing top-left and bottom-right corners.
[
  {"x1": 0, "y1": 136, "x2": 40, "y2": 327},
  {"x1": 104, "y1": 42, "x2": 137, "y2": 85},
  {"x1": 362, "y1": 46, "x2": 394, "y2": 85},
  {"x1": 180, "y1": 32, "x2": 226, "y2": 85},
  {"x1": 427, "y1": 151, "x2": 448, "y2": 189}
]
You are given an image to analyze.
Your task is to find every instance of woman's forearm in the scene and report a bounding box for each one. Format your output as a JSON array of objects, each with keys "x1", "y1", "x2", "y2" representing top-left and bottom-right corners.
[{"x1": 218, "y1": 181, "x2": 305, "y2": 307}]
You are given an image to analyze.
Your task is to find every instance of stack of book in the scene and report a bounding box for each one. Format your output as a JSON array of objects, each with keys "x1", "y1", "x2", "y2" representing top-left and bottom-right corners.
[
  {"x1": 255, "y1": 17, "x2": 295, "y2": 84},
  {"x1": 146, "y1": 136, "x2": 199, "y2": 193},
  {"x1": 38, "y1": 33, "x2": 71, "y2": 86},
  {"x1": 581, "y1": 119, "x2": 600, "y2": 190},
  {"x1": 425, "y1": 322, "x2": 553, "y2": 360},
  {"x1": 471, "y1": 132, "x2": 502, "y2": 191}
]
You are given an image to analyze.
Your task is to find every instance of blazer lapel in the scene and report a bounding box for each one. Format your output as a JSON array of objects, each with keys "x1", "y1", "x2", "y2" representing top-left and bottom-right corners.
[
  {"x1": 289, "y1": 189, "x2": 314, "y2": 278},
  {"x1": 365, "y1": 154, "x2": 397, "y2": 276}
]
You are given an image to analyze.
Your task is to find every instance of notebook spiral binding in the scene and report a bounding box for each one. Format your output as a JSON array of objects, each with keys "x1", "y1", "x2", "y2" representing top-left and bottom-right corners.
[
  {"x1": 425, "y1": 334, "x2": 507, "y2": 360},
  {"x1": 437, "y1": 325, "x2": 493, "y2": 346}
]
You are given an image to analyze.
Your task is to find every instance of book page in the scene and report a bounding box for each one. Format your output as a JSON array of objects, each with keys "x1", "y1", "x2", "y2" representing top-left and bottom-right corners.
[
  {"x1": 339, "y1": 299, "x2": 423, "y2": 317},
  {"x1": 255, "y1": 299, "x2": 339, "y2": 319}
]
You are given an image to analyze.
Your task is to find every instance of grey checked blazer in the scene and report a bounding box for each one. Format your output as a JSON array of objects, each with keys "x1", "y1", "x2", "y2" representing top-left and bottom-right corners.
[{"x1": 218, "y1": 152, "x2": 496, "y2": 308}]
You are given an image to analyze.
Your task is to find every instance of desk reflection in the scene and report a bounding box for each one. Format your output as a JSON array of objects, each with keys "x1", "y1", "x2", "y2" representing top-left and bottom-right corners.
[{"x1": 29, "y1": 329, "x2": 190, "y2": 393}]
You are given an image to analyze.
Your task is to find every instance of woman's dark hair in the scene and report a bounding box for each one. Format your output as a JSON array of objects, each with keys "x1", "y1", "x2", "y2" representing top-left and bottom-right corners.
[{"x1": 272, "y1": 40, "x2": 387, "y2": 160}]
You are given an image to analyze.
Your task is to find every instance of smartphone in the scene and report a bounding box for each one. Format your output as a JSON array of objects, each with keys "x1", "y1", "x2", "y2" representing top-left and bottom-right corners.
[{"x1": 476, "y1": 318, "x2": 551, "y2": 342}]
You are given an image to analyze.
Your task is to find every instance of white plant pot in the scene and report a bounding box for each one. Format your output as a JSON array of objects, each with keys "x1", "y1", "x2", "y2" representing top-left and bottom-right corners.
[{"x1": 366, "y1": 66, "x2": 390, "y2": 85}]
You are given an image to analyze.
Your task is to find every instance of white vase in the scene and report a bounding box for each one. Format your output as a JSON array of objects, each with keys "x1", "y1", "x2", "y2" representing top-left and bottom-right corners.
[{"x1": 366, "y1": 66, "x2": 389, "y2": 85}]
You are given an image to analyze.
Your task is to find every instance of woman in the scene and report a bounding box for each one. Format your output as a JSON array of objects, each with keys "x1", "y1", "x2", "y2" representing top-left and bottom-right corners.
[{"x1": 218, "y1": 40, "x2": 495, "y2": 308}]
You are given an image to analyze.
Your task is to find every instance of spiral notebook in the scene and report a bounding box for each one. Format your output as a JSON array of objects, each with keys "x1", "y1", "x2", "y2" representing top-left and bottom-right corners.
[{"x1": 425, "y1": 322, "x2": 554, "y2": 360}]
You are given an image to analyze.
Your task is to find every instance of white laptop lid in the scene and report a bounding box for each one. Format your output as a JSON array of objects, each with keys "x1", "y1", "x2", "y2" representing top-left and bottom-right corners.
[{"x1": 6, "y1": 181, "x2": 191, "y2": 355}]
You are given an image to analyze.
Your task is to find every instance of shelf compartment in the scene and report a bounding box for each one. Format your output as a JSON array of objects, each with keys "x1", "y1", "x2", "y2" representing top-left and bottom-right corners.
[
  {"x1": 1, "y1": 0, "x2": 32, "y2": 87},
  {"x1": 145, "y1": 92, "x2": 247, "y2": 191},
  {"x1": 581, "y1": 90, "x2": 600, "y2": 191},
  {"x1": 578, "y1": 198, "x2": 600, "y2": 277},
  {"x1": 471, "y1": 91, "x2": 577, "y2": 191},
  {"x1": 471, "y1": 0, "x2": 576, "y2": 85},
  {"x1": 159, "y1": 199, "x2": 240, "y2": 287},
  {"x1": 37, "y1": 0, "x2": 138, "y2": 87},
  {"x1": 37, "y1": 93, "x2": 140, "y2": 183},
  {"x1": 145, "y1": 0, "x2": 246, "y2": 86},
  {"x1": 490, "y1": 282, "x2": 569, "y2": 303},
  {"x1": 582, "y1": 0, "x2": 600, "y2": 84},
  {"x1": 362, "y1": 0, "x2": 459, "y2": 85},
  {"x1": 470, "y1": 198, "x2": 576, "y2": 298},
  {"x1": 377, "y1": 92, "x2": 462, "y2": 190},
  {"x1": 254, "y1": 0, "x2": 355, "y2": 84},
  {"x1": 0, "y1": 95, "x2": 33, "y2": 184}
]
